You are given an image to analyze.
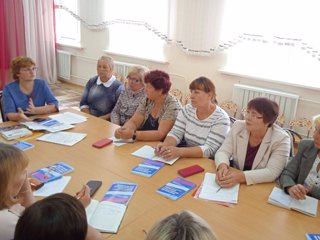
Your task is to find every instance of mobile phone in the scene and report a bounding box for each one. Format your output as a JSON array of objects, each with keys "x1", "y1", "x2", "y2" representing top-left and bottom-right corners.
[
  {"x1": 92, "y1": 138, "x2": 113, "y2": 148},
  {"x1": 28, "y1": 177, "x2": 45, "y2": 191},
  {"x1": 87, "y1": 180, "x2": 102, "y2": 197},
  {"x1": 178, "y1": 165, "x2": 204, "y2": 177}
]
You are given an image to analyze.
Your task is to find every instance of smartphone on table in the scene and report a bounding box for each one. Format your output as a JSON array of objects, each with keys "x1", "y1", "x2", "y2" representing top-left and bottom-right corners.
[{"x1": 87, "y1": 180, "x2": 102, "y2": 197}]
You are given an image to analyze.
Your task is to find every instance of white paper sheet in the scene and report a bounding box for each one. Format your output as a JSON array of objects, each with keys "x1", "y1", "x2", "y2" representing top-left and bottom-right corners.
[
  {"x1": 50, "y1": 112, "x2": 87, "y2": 125},
  {"x1": 37, "y1": 132, "x2": 87, "y2": 146},
  {"x1": 33, "y1": 176, "x2": 71, "y2": 197}
]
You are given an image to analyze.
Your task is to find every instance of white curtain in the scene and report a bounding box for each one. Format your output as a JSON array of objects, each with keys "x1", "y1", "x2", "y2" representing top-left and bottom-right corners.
[
  {"x1": 23, "y1": 0, "x2": 56, "y2": 84},
  {"x1": 171, "y1": 0, "x2": 225, "y2": 56}
]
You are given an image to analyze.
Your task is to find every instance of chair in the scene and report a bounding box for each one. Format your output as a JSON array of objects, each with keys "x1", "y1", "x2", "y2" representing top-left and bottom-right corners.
[
  {"x1": 289, "y1": 118, "x2": 313, "y2": 138},
  {"x1": 283, "y1": 128, "x2": 302, "y2": 159},
  {"x1": 0, "y1": 90, "x2": 5, "y2": 122},
  {"x1": 169, "y1": 88, "x2": 183, "y2": 104},
  {"x1": 220, "y1": 101, "x2": 238, "y2": 118},
  {"x1": 275, "y1": 113, "x2": 286, "y2": 127},
  {"x1": 184, "y1": 93, "x2": 191, "y2": 105}
]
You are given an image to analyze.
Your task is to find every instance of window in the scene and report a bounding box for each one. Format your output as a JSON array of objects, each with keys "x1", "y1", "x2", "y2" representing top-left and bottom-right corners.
[
  {"x1": 220, "y1": 0, "x2": 320, "y2": 89},
  {"x1": 105, "y1": 0, "x2": 169, "y2": 62},
  {"x1": 55, "y1": 0, "x2": 81, "y2": 47}
]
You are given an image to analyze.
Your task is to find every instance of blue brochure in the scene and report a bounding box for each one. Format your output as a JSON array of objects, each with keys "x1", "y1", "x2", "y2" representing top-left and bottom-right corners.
[
  {"x1": 131, "y1": 159, "x2": 165, "y2": 177},
  {"x1": 157, "y1": 177, "x2": 196, "y2": 200}
]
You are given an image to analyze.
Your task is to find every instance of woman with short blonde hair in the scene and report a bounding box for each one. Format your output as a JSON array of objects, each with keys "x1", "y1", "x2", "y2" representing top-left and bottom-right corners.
[{"x1": 145, "y1": 210, "x2": 217, "y2": 240}]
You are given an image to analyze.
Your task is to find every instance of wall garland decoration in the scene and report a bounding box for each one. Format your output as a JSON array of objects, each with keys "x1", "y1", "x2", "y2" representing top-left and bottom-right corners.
[{"x1": 55, "y1": 4, "x2": 320, "y2": 60}]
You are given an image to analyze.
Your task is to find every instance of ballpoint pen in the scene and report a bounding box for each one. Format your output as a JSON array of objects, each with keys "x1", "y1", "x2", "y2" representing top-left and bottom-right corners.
[{"x1": 216, "y1": 187, "x2": 222, "y2": 193}]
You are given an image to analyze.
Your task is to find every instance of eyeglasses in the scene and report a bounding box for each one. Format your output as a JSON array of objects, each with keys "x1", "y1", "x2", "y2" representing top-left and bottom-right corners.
[
  {"x1": 243, "y1": 111, "x2": 263, "y2": 120},
  {"x1": 20, "y1": 67, "x2": 37, "y2": 72},
  {"x1": 127, "y1": 76, "x2": 141, "y2": 84}
]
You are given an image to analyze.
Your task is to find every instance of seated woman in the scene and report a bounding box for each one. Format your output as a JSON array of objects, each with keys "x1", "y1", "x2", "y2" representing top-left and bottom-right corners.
[
  {"x1": 279, "y1": 114, "x2": 320, "y2": 200},
  {"x1": 14, "y1": 193, "x2": 102, "y2": 240},
  {"x1": 3, "y1": 56, "x2": 59, "y2": 122},
  {"x1": 0, "y1": 143, "x2": 95, "y2": 240},
  {"x1": 215, "y1": 97, "x2": 290, "y2": 187},
  {"x1": 145, "y1": 210, "x2": 218, "y2": 240},
  {"x1": 80, "y1": 55, "x2": 124, "y2": 119},
  {"x1": 155, "y1": 77, "x2": 230, "y2": 160},
  {"x1": 114, "y1": 70, "x2": 181, "y2": 141},
  {"x1": 0, "y1": 143, "x2": 35, "y2": 240},
  {"x1": 111, "y1": 66, "x2": 148, "y2": 126}
]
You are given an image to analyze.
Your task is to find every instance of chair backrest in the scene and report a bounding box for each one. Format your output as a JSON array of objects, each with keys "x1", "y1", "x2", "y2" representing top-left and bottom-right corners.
[
  {"x1": 0, "y1": 91, "x2": 5, "y2": 122},
  {"x1": 220, "y1": 100, "x2": 238, "y2": 118},
  {"x1": 283, "y1": 128, "x2": 301, "y2": 159},
  {"x1": 289, "y1": 118, "x2": 313, "y2": 138},
  {"x1": 169, "y1": 88, "x2": 183, "y2": 104}
]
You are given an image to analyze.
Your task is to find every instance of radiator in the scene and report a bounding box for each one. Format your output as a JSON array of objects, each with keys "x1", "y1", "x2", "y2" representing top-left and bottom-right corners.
[
  {"x1": 232, "y1": 84, "x2": 299, "y2": 127},
  {"x1": 57, "y1": 50, "x2": 71, "y2": 80},
  {"x1": 114, "y1": 61, "x2": 136, "y2": 81}
]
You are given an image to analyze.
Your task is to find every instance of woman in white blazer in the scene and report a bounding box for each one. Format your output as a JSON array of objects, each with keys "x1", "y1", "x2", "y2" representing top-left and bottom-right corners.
[{"x1": 215, "y1": 97, "x2": 290, "y2": 187}]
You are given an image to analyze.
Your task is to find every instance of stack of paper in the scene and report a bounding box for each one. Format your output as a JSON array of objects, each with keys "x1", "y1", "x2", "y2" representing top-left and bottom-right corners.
[
  {"x1": 22, "y1": 118, "x2": 74, "y2": 132},
  {"x1": 197, "y1": 172, "x2": 240, "y2": 204},
  {"x1": 49, "y1": 112, "x2": 87, "y2": 125}
]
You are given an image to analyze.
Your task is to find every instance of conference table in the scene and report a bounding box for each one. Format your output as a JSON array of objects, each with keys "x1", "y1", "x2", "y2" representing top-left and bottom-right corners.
[{"x1": 1, "y1": 109, "x2": 319, "y2": 240}]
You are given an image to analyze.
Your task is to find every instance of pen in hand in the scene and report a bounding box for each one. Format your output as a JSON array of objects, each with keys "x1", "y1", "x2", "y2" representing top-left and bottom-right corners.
[{"x1": 75, "y1": 185, "x2": 86, "y2": 200}]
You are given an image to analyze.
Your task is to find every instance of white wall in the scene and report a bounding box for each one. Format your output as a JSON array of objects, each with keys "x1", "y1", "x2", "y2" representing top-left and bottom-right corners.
[{"x1": 57, "y1": 22, "x2": 320, "y2": 136}]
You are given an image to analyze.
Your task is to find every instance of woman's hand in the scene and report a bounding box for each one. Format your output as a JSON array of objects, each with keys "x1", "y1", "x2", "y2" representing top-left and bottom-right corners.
[
  {"x1": 76, "y1": 185, "x2": 91, "y2": 208},
  {"x1": 25, "y1": 98, "x2": 38, "y2": 115},
  {"x1": 114, "y1": 127, "x2": 134, "y2": 140},
  {"x1": 155, "y1": 144, "x2": 181, "y2": 161},
  {"x1": 216, "y1": 167, "x2": 245, "y2": 188},
  {"x1": 287, "y1": 184, "x2": 308, "y2": 200},
  {"x1": 16, "y1": 108, "x2": 32, "y2": 122}
]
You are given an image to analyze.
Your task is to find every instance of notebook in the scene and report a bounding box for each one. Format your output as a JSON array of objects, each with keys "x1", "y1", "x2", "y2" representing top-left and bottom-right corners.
[{"x1": 268, "y1": 187, "x2": 318, "y2": 217}]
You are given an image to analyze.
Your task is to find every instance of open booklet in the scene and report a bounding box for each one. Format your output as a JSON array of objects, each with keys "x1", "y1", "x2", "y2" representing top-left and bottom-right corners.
[
  {"x1": 85, "y1": 182, "x2": 138, "y2": 233},
  {"x1": 268, "y1": 187, "x2": 318, "y2": 217},
  {"x1": 21, "y1": 118, "x2": 74, "y2": 132},
  {"x1": 131, "y1": 145, "x2": 179, "y2": 165},
  {"x1": 197, "y1": 172, "x2": 240, "y2": 204}
]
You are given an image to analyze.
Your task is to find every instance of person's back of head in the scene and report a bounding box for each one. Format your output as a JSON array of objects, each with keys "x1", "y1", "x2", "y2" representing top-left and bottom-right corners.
[
  {"x1": 14, "y1": 193, "x2": 88, "y2": 240},
  {"x1": 145, "y1": 210, "x2": 217, "y2": 240}
]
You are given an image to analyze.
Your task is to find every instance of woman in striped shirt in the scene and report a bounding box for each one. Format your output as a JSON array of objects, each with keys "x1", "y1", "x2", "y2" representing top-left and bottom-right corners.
[{"x1": 155, "y1": 76, "x2": 230, "y2": 161}]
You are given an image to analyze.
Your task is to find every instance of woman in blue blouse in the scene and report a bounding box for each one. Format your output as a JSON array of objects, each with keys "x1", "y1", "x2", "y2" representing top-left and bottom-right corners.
[
  {"x1": 3, "y1": 56, "x2": 58, "y2": 122},
  {"x1": 79, "y1": 55, "x2": 124, "y2": 119}
]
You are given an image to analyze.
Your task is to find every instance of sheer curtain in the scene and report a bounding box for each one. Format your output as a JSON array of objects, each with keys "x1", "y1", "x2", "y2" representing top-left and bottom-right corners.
[
  {"x1": 23, "y1": 0, "x2": 56, "y2": 84},
  {"x1": 0, "y1": 0, "x2": 26, "y2": 89},
  {"x1": 220, "y1": 0, "x2": 320, "y2": 87},
  {"x1": 171, "y1": 0, "x2": 225, "y2": 56}
]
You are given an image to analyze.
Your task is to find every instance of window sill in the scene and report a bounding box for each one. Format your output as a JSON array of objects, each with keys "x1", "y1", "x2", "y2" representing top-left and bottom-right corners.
[{"x1": 56, "y1": 42, "x2": 83, "y2": 50}]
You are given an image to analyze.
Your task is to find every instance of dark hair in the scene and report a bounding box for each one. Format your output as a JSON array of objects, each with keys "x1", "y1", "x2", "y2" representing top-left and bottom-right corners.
[
  {"x1": 10, "y1": 56, "x2": 36, "y2": 80},
  {"x1": 144, "y1": 70, "x2": 171, "y2": 94},
  {"x1": 189, "y1": 76, "x2": 217, "y2": 104},
  {"x1": 247, "y1": 97, "x2": 279, "y2": 127},
  {"x1": 14, "y1": 193, "x2": 88, "y2": 240}
]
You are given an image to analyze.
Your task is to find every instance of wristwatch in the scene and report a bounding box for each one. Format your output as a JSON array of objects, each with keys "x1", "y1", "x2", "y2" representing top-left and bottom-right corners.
[{"x1": 132, "y1": 130, "x2": 137, "y2": 141}]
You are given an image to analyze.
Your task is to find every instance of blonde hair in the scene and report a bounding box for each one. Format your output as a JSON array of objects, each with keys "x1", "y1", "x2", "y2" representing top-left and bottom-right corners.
[
  {"x1": 10, "y1": 56, "x2": 36, "y2": 80},
  {"x1": 145, "y1": 210, "x2": 217, "y2": 240},
  {"x1": 313, "y1": 114, "x2": 320, "y2": 126},
  {"x1": 0, "y1": 143, "x2": 29, "y2": 209},
  {"x1": 127, "y1": 66, "x2": 149, "y2": 83}
]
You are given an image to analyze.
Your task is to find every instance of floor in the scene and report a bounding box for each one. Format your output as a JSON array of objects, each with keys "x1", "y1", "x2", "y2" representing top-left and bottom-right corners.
[{"x1": 50, "y1": 80, "x2": 83, "y2": 111}]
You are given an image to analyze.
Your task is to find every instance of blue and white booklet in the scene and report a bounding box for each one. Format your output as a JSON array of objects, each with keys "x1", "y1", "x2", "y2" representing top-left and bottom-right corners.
[
  {"x1": 31, "y1": 162, "x2": 74, "y2": 183},
  {"x1": 157, "y1": 177, "x2": 196, "y2": 200},
  {"x1": 13, "y1": 141, "x2": 34, "y2": 151},
  {"x1": 305, "y1": 233, "x2": 320, "y2": 240},
  {"x1": 131, "y1": 159, "x2": 165, "y2": 177}
]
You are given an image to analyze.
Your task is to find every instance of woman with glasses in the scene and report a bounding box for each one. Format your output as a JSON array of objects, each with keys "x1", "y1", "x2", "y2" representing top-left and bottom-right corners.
[
  {"x1": 154, "y1": 77, "x2": 230, "y2": 161},
  {"x1": 215, "y1": 97, "x2": 290, "y2": 187},
  {"x1": 279, "y1": 114, "x2": 320, "y2": 200},
  {"x1": 111, "y1": 66, "x2": 148, "y2": 126},
  {"x1": 80, "y1": 55, "x2": 124, "y2": 119},
  {"x1": 114, "y1": 70, "x2": 181, "y2": 141},
  {"x1": 3, "y1": 56, "x2": 58, "y2": 121}
]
